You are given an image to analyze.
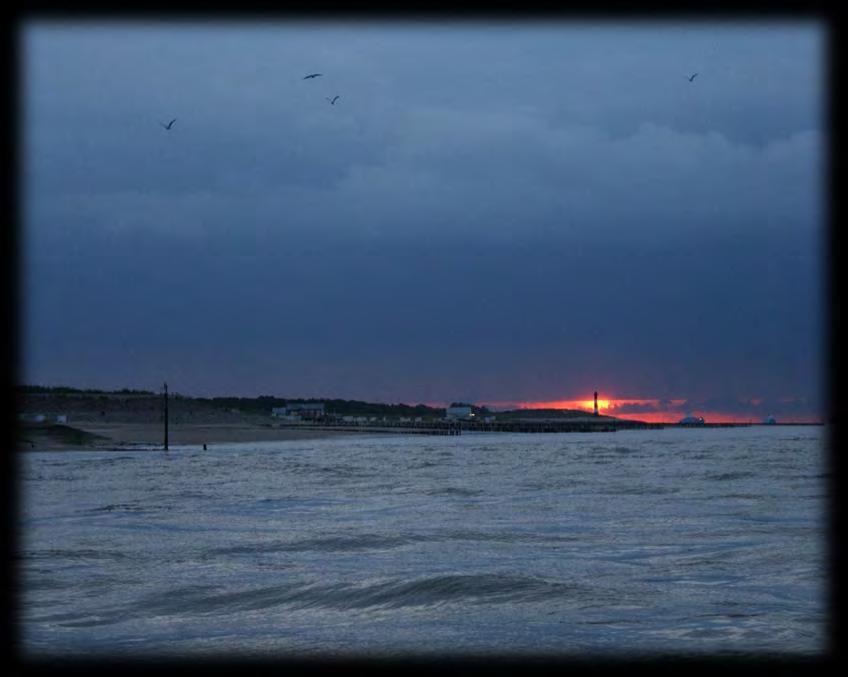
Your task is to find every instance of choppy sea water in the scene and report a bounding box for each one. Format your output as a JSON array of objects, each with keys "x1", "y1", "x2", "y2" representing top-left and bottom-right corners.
[{"x1": 17, "y1": 425, "x2": 827, "y2": 659}]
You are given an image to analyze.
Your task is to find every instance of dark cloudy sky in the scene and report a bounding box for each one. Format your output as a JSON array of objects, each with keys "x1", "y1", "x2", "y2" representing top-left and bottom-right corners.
[{"x1": 21, "y1": 20, "x2": 825, "y2": 420}]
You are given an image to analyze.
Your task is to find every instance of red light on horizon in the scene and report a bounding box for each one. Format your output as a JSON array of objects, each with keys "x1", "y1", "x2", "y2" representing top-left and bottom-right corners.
[{"x1": 478, "y1": 397, "x2": 821, "y2": 425}]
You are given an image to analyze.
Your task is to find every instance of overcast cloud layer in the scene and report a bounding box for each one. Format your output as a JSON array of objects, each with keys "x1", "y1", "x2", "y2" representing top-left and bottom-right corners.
[{"x1": 21, "y1": 21, "x2": 825, "y2": 419}]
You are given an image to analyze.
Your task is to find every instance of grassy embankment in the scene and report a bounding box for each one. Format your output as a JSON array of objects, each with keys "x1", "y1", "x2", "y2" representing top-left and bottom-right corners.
[{"x1": 19, "y1": 423, "x2": 110, "y2": 450}]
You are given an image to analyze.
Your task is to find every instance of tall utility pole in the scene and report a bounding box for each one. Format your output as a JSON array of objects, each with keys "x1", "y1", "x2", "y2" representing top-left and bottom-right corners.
[
  {"x1": 163, "y1": 382, "x2": 169, "y2": 451},
  {"x1": 594, "y1": 391, "x2": 599, "y2": 417}
]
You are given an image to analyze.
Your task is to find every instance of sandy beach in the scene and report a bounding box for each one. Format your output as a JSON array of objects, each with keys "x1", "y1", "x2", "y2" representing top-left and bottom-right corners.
[
  {"x1": 17, "y1": 392, "x2": 368, "y2": 450},
  {"x1": 87, "y1": 422, "x2": 356, "y2": 445},
  {"x1": 20, "y1": 422, "x2": 355, "y2": 451}
]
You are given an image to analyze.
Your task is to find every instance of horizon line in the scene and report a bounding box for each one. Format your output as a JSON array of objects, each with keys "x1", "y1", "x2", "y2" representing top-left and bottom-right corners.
[{"x1": 18, "y1": 383, "x2": 823, "y2": 424}]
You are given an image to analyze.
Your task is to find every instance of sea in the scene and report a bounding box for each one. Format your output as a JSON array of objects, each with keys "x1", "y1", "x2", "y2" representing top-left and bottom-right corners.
[{"x1": 16, "y1": 425, "x2": 828, "y2": 660}]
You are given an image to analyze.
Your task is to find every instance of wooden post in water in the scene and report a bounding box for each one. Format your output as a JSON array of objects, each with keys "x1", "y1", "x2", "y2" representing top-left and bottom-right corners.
[{"x1": 163, "y1": 381, "x2": 169, "y2": 451}]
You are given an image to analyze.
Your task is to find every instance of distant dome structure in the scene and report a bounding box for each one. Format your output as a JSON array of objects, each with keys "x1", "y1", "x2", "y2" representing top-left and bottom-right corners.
[
  {"x1": 679, "y1": 415, "x2": 705, "y2": 425},
  {"x1": 763, "y1": 415, "x2": 777, "y2": 424}
]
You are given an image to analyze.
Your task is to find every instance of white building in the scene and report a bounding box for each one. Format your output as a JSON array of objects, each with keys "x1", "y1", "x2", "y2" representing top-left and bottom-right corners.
[
  {"x1": 271, "y1": 406, "x2": 309, "y2": 422},
  {"x1": 679, "y1": 415, "x2": 705, "y2": 425},
  {"x1": 446, "y1": 405, "x2": 474, "y2": 420}
]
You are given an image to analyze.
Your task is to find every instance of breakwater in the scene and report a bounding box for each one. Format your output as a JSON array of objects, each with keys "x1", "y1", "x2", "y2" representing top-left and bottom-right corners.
[{"x1": 272, "y1": 418, "x2": 667, "y2": 436}]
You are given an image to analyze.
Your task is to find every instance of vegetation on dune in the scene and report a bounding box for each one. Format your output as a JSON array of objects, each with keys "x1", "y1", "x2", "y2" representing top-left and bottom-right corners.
[
  {"x1": 203, "y1": 396, "x2": 448, "y2": 418},
  {"x1": 20, "y1": 386, "x2": 448, "y2": 417},
  {"x1": 19, "y1": 385, "x2": 597, "y2": 419},
  {"x1": 20, "y1": 385, "x2": 155, "y2": 396}
]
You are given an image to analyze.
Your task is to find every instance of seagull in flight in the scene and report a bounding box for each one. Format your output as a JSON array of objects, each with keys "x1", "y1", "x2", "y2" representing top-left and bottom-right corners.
[
  {"x1": 160, "y1": 118, "x2": 177, "y2": 130},
  {"x1": 326, "y1": 95, "x2": 340, "y2": 105},
  {"x1": 302, "y1": 73, "x2": 323, "y2": 79},
  {"x1": 687, "y1": 72, "x2": 698, "y2": 82}
]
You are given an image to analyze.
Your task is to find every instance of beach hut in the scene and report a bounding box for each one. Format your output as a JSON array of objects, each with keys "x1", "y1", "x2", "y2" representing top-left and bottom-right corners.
[{"x1": 284, "y1": 402, "x2": 326, "y2": 420}]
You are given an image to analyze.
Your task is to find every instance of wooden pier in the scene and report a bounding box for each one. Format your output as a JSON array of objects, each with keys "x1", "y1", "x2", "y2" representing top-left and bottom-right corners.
[
  {"x1": 271, "y1": 418, "x2": 666, "y2": 436},
  {"x1": 272, "y1": 421, "x2": 463, "y2": 436}
]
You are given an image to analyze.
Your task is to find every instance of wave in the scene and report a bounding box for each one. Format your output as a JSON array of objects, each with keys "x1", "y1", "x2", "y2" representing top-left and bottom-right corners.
[
  {"x1": 88, "y1": 502, "x2": 171, "y2": 514},
  {"x1": 22, "y1": 547, "x2": 130, "y2": 562},
  {"x1": 606, "y1": 485, "x2": 682, "y2": 496},
  {"x1": 131, "y1": 573, "x2": 582, "y2": 615},
  {"x1": 425, "y1": 487, "x2": 482, "y2": 497},
  {"x1": 208, "y1": 533, "x2": 426, "y2": 556},
  {"x1": 207, "y1": 528, "x2": 583, "y2": 558},
  {"x1": 704, "y1": 471, "x2": 757, "y2": 481}
]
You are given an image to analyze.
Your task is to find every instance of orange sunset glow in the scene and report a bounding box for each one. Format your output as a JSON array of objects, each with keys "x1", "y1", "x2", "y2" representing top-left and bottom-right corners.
[
  {"x1": 477, "y1": 396, "x2": 821, "y2": 424},
  {"x1": 515, "y1": 398, "x2": 677, "y2": 417}
]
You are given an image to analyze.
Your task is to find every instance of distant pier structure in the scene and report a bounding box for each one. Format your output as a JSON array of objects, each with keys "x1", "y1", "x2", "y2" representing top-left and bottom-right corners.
[{"x1": 594, "y1": 391, "x2": 599, "y2": 416}]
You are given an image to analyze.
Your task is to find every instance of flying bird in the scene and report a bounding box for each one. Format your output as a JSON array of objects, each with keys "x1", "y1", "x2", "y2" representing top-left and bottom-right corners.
[
  {"x1": 326, "y1": 95, "x2": 340, "y2": 105},
  {"x1": 687, "y1": 73, "x2": 698, "y2": 82},
  {"x1": 160, "y1": 118, "x2": 177, "y2": 130},
  {"x1": 303, "y1": 73, "x2": 323, "y2": 79}
]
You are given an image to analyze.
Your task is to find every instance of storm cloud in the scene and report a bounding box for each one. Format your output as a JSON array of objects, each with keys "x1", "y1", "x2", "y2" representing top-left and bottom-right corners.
[{"x1": 21, "y1": 21, "x2": 825, "y2": 419}]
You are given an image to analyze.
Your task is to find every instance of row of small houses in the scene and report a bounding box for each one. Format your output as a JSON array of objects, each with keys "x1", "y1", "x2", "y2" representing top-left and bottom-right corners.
[
  {"x1": 271, "y1": 403, "x2": 490, "y2": 423},
  {"x1": 19, "y1": 413, "x2": 68, "y2": 424},
  {"x1": 19, "y1": 404, "x2": 488, "y2": 426}
]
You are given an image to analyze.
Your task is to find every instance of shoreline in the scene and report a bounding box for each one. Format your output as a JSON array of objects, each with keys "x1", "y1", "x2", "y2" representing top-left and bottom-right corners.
[
  {"x1": 19, "y1": 418, "x2": 824, "y2": 452},
  {"x1": 20, "y1": 422, "x2": 359, "y2": 451}
]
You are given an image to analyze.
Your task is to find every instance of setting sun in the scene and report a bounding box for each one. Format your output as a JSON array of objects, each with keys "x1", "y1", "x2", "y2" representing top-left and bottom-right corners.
[{"x1": 583, "y1": 399, "x2": 610, "y2": 411}]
